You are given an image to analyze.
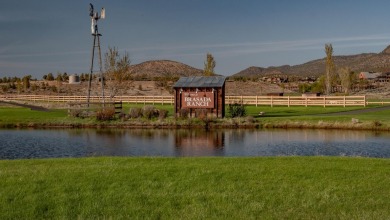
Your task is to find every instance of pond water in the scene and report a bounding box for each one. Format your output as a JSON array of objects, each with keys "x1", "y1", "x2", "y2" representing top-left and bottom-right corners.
[{"x1": 1, "y1": 129, "x2": 390, "y2": 159}]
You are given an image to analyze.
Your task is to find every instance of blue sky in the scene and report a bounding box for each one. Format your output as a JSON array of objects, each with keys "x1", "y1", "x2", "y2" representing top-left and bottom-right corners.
[{"x1": 1, "y1": 0, "x2": 390, "y2": 78}]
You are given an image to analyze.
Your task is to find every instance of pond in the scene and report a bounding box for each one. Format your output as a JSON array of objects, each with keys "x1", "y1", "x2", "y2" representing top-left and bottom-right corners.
[{"x1": 1, "y1": 129, "x2": 390, "y2": 159}]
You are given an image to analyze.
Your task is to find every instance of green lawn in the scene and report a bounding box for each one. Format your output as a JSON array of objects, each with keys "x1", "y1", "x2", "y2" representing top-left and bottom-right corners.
[
  {"x1": 0, "y1": 157, "x2": 389, "y2": 219},
  {"x1": 0, "y1": 107, "x2": 68, "y2": 125},
  {"x1": 1, "y1": 104, "x2": 390, "y2": 129}
]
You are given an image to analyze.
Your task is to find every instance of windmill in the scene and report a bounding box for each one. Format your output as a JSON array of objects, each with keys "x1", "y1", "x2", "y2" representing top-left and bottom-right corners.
[{"x1": 87, "y1": 3, "x2": 106, "y2": 106}]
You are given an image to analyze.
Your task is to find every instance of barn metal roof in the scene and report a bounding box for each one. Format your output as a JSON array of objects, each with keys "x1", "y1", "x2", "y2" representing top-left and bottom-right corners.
[{"x1": 173, "y1": 76, "x2": 226, "y2": 88}]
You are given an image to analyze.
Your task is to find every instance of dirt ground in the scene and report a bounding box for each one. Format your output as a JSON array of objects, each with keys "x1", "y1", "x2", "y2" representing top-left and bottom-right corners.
[
  {"x1": 1, "y1": 80, "x2": 287, "y2": 96},
  {"x1": 3, "y1": 80, "x2": 390, "y2": 98}
]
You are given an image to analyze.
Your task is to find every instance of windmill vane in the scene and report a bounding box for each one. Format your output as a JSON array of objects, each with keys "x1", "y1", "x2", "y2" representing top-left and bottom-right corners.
[{"x1": 89, "y1": 3, "x2": 105, "y2": 34}]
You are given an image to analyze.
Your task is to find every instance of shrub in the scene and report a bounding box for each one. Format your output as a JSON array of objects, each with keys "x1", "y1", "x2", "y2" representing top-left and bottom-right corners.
[
  {"x1": 142, "y1": 105, "x2": 158, "y2": 119},
  {"x1": 50, "y1": 86, "x2": 57, "y2": 93},
  {"x1": 179, "y1": 109, "x2": 189, "y2": 119},
  {"x1": 228, "y1": 102, "x2": 247, "y2": 118},
  {"x1": 372, "y1": 120, "x2": 382, "y2": 128},
  {"x1": 69, "y1": 109, "x2": 83, "y2": 118},
  {"x1": 96, "y1": 108, "x2": 116, "y2": 121},
  {"x1": 129, "y1": 108, "x2": 142, "y2": 118},
  {"x1": 1, "y1": 85, "x2": 9, "y2": 92},
  {"x1": 159, "y1": 109, "x2": 168, "y2": 119},
  {"x1": 195, "y1": 109, "x2": 208, "y2": 120},
  {"x1": 118, "y1": 112, "x2": 128, "y2": 121},
  {"x1": 246, "y1": 116, "x2": 255, "y2": 123}
]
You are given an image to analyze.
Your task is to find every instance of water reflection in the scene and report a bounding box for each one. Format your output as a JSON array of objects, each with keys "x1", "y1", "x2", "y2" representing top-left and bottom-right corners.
[
  {"x1": 0, "y1": 128, "x2": 390, "y2": 159},
  {"x1": 174, "y1": 130, "x2": 224, "y2": 156}
]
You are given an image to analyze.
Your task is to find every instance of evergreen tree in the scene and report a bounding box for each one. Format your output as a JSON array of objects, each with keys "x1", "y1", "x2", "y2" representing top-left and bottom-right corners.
[{"x1": 46, "y1": 73, "x2": 54, "y2": 81}]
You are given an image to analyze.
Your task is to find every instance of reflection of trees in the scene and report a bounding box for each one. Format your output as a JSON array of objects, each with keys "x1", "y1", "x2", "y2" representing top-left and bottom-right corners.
[
  {"x1": 67, "y1": 129, "x2": 87, "y2": 137},
  {"x1": 96, "y1": 129, "x2": 126, "y2": 137},
  {"x1": 228, "y1": 129, "x2": 246, "y2": 143},
  {"x1": 127, "y1": 129, "x2": 170, "y2": 140}
]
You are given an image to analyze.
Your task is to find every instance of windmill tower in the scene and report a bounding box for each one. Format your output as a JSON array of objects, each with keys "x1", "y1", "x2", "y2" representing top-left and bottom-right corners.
[{"x1": 87, "y1": 3, "x2": 106, "y2": 106}]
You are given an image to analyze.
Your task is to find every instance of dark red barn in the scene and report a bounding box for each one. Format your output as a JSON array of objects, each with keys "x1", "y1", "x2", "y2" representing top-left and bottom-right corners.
[{"x1": 173, "y1": 76, "x2": 226, "y2": 118}]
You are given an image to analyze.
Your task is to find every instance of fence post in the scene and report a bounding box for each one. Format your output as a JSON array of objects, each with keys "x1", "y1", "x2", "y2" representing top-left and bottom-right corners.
[
  {"x1": 343, "y1": 96, "x2": 346, "y2": 107},
  {"x1": 364, "y1": 95, "x2": 366, "y2": 107},
  {"x1": 288, "y1": 96, "x2": 290, "y2": 107},
  {"x1": 323, "y1": 96, "x2": 326, "y2": 108},
  {"x1": 271, "y1": 96, "x2": 273, "y2": 107},
  {"x1": 256, "y1": 96, "x2": 258, "y2": 107}
]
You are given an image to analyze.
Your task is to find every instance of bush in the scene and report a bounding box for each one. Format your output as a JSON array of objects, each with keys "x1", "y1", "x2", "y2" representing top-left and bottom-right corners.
[
  {"x1": 129, "y1": 108, "x2": 142, "y2": 118},
  {"x1": 372, "y1": 120, "x2": 382, "y2": 128},
  {"x1": 69, "y1": 109, "x2": 83, "y2": 118},
  {"x1": 179, "y1": 109, "x2": 189, "y2": 119},
  {"x1": 246, "y1": 116, "x2": 255, "y2": 123},
  {"x1": 96, "y1": 108, "x2": 116, "y2": 121},
  {"x1": 228, "y1": 102, "x2": 247, "y2": 118},
  {"x1": 159, "y1": 109, "x2": 168, "y2": 119},
  {"x1": 142, "y1": 105, "x2": 158, "y2": 119},
  {"x1": 195, "y1": 109, "x2": 208, "y2": 120}
]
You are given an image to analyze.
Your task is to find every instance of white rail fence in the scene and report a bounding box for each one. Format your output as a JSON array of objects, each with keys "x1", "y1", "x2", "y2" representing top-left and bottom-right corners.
[{"x1": 0, "y1": 94, "x2": 385, "y2": 107}]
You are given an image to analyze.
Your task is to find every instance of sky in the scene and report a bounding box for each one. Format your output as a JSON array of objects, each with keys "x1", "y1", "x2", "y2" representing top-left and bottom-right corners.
[{"x1": 2, "y1": 0, "x2": 390, "y2": 78}]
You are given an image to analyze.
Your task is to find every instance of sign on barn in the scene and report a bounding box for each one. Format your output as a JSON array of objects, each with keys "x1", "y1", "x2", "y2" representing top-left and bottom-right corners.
[
  {"x1": 182, "y1": 92, "x2": 214, "y2": 108},
  {"x1": 173, "y1": 76, "x2": 226, "y2": 118}
]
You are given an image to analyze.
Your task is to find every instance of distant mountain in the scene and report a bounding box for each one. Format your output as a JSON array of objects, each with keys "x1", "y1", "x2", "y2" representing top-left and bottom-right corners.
[
  {"x1": 128, "y1": 60, "x2": 204, "y2": 78},
  {"x1": 233, "y1": 46, "x2": 390, "y2": 78}
]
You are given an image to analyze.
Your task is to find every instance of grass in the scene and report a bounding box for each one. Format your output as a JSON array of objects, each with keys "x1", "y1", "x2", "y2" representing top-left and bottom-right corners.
[
  {"x1": 0, "y1": 157, "x2": 389, "y2": 219},
  {"x1": 1, "y1": 103, "x2": 390, "y2": 130}
]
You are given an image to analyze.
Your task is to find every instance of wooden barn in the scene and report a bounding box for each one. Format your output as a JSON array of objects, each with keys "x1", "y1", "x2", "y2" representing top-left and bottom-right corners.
[{"x1": 173, "y1": 76, "x2": 226, "y2": 118}]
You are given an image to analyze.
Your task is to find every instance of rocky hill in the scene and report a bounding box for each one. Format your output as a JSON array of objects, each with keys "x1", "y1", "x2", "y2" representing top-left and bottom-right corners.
[
  {"x1": 128, "y1": 60, "x2": 204, "y2": 78},
  {"x1": 233, "y1": 46, "x2": 390, "y2": 78}
]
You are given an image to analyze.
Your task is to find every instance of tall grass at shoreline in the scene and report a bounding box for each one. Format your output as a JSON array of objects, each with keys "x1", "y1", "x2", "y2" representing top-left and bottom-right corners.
[{"x1": 0, "y1": 157, "x2": 389, "y2": 219}]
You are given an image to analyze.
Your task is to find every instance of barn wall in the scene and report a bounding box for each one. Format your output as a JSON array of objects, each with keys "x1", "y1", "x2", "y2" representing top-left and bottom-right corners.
[{"x1": 174, "y1": 85, "x2": 225, "y2": 118}]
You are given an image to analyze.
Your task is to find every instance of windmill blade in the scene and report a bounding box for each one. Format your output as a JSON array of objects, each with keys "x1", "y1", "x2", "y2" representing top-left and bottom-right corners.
[
  {"x1": 100, "y1": 8, "x2": 105, "y2": 19},
  {"x1": 89, "y1": 3, "x2": 94, "y2": 17}
]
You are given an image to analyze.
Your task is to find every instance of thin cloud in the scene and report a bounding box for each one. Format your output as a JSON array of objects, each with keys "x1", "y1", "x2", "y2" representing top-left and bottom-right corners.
[
  {"x1": 128, "y1": 34, "x2": 390, "y2": 51},
  {"x1": 128, "y1": 34, "x2": 390, "y2": 61},
  {"x1": 0, "y1": 50, "x2": 89, "y2": 59}
]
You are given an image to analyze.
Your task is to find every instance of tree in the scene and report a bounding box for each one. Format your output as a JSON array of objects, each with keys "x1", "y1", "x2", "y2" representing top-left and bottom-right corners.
[
  {"x1": 104, "y1": 46, "x2": 131, "y2": 98},
  {"x1": 325, "y1": 44, "x2": 336, "y2": 95},
  {"x1": 22, "y1": 75, "x2": 31, "y2": 90},
  {"x1": 46, "y1": 73, "x2": 54, "y2": 81},
  {"x1": 62, "y1": 72, "x2": 68, "y2": 81},
  {"x1": 115, "y1": 51, "x2": 131, "y2": 83},
  {"x1": 338, "y1": 67, "x2": 354, "y2": 94},
  {"x1": 312, "y1": 76, "x2": 325, "y2": 93},
  {"x1": 16, "y1": 79, "x2": 22, "y2": 94},
  {"x1": 204, "y1": 53, "x2": 216, "y2": 76},
  {"x1": 105, "y1": 47, "x2": 119, "y2": 79},
  {"x1": 56, "y1": 73, "x2": 63, "y2": 82}
]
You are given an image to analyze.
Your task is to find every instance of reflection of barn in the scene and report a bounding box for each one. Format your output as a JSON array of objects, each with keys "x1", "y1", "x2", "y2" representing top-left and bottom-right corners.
[
  {"x1": 174, "y1": 130, "x2": 225, "y2": 156},
  {"x1": 173, "y1": 76, "x2": 226, "y2": 118}
]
